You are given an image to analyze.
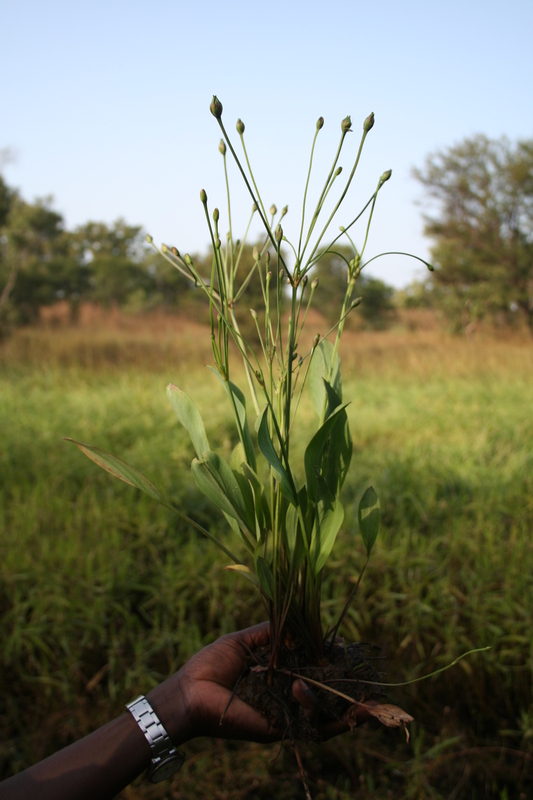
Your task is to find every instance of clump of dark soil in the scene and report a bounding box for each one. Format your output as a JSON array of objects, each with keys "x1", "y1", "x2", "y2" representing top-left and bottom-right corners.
[{"x1": 237, "y1": 641, "x2": 386, "y2": 742}]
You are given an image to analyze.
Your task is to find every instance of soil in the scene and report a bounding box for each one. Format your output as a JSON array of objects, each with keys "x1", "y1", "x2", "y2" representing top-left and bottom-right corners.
[{"x1": 237, "y1": 641, "x2": 387, "y2": 743}]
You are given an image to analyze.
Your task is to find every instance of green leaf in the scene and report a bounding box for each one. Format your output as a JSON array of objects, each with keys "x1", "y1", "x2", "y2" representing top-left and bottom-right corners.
[
  {"x1": 166, "y1": 384, "x2": 210, "y2": 460},
  {"x1": 255, "y1": 555, "x2": 274, "y2": 601},
  {"x1": 191, "y1": 450, "x2": 254, "y2": 535},
  {"x1": 207, "y1": 367, "x2": 257, "y2": 471},
  {"x1": 358, "y1": 485, "x2": 380, "y2": 556},
  {"x1": 308, "y1": 339, "x2": 342, "y2": 417},
  {"x1": 321, "y1": 380, "x2": 353, "y2": 496},
  {"x1": 64, "y1": 439, "x2": 163, "y2": 502},
  {"x1": 304, "y1": 403, "x2": 349, "y2": 502},
  {"x1": 309, "y1": 477, "x2": 345, "y2": 575},
  {"x1": 257, "y1": 406, "x2": 297, "y2": 505}
]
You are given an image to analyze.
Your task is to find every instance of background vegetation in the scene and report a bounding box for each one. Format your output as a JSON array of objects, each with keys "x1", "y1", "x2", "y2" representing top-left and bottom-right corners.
[{"x1": 1, "y1": 309, "x2": 532, "y2": 799}]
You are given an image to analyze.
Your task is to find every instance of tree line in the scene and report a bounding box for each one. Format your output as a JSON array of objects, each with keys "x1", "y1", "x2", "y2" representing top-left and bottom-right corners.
[{"x1": 1, "y1": 133, "x2": 532, "y2": 337}]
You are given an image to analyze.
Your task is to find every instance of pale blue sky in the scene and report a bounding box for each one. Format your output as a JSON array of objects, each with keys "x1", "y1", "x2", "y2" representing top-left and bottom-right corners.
[{"x1": 1, "y1": 0, "x2": 532, "y2": 287}]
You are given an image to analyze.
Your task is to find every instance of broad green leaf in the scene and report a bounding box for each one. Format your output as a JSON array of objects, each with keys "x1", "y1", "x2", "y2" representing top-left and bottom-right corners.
[
  {"x1": 222, "y1": 511, "x2": 255, "y2": 554},
  {"x1": 257, "y1": 406, "x2": 297, "y2": 505},
  {"x1": 207, "y1": 367, "x2": 257, "y2": 471},
  {"x1": 166, "y1": 384, "x2": 210, "y2": 460},
  {"x1": 255, "y1": 555, "x2": 274, "y2": 601},
  {"x1": 324, "y1": 409, "x2": 353, "y2": 496},
  {"x1": 309, "y1": 477, "x2": 345, "y2": 575},
  {"x1": 284, "y1": 503, "x2": 306, "y2": 571},
  {"x1": 304, "y1": 403, "x2": 349, "y2": 501},
  {"x1": 224, "y1": 564, "x2": 260, "y2": 589},
  {"x1": 358, "y1": 485, "x2": 380, "y2": 556},
  {"x1": 64, "y1": 439, "x2": 163, "y2": 502},
  {"x1": 191, "y1": 450, "x2": 254, "y2": 534},
  {"x1": 308, "y1": 339, "x2": 342, "y2": 417}
]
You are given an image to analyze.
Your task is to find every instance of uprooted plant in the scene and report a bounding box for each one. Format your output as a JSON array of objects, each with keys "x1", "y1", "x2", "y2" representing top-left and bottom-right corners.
[{"x1": 66, "y1": 96, "x2": 440, "y2": 774}]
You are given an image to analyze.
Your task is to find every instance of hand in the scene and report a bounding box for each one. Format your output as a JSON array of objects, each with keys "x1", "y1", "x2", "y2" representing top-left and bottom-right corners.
[{"x1": 148, "y1": 622, "x2": 372, "y2": 746}]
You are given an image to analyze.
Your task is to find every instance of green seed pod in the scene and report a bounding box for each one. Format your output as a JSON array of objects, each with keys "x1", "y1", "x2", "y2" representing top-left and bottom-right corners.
[
  {"x1": 236, "y1": 118, "x2": 245, "y2": 134},
  {"x1": 380, "y1": 169, "x2": 392, "y2": 183},
  {"x1": 270, "y1": 204, "x2": 277, "y2": 216},
  {"x1": 316, "y1": 116, "x2": 324, "y2": 130},
  {"x1": 213, "y1": 208, "x2": 220, "y2": 222},
  {"x1": 210, "y1": 96, "x2": 223, "y2": 119},
  {"x1": 145, "y1": 234, "x2": 153, "y2": 244},
  {"x1": 200, "y1": 189, "x2": 207, "y2": 204},
  {"x1": 219, "y1": 139, "x2": 226, "y2": 155},
  {"x1": 341, "y1": 115, "x2": 352, "y2": 133},
  {"x1": 363, "y1": 112, "x2": 375, "y2": 133}
]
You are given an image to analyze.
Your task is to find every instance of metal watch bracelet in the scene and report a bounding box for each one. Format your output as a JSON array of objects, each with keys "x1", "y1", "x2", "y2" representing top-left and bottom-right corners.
[{"x1": 126, "y1": 695, "x2": 185, "y2": 783}]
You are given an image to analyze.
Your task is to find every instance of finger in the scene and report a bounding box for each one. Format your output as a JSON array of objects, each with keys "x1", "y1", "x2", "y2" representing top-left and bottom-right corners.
[
  {"x1": 292, "y1": 678, "x2": 318, "y2": 716},
  {"x1": 234, "y1": 621, "x2": 271, "y2": 651}
]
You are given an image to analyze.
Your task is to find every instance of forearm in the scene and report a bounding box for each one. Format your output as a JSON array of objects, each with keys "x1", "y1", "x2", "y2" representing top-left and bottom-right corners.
[{"x1": 0, "y1": 711, "x2": 151, "y2": 800}]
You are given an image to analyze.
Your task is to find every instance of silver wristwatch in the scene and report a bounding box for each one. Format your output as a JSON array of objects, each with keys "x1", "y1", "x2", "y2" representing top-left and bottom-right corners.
[{"x1": 126, "y1": 695, "x2": 185, "y2": 783}]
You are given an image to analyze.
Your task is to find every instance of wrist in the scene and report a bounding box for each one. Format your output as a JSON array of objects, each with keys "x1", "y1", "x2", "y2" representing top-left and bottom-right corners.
[{"x1": 146, "y1": 673, "x2": 193, "y2": 748}]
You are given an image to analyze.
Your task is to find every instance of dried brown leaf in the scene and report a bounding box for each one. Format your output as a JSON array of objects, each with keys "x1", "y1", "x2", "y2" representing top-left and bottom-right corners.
[{"x1": 348, "y1": 701, "x2": 414, "y2": 742}]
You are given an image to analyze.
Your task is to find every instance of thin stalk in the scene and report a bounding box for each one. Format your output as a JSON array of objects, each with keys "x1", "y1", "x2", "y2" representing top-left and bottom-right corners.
[{"x1": 297, "y1": 122, "x2": 322, "y2": 259}]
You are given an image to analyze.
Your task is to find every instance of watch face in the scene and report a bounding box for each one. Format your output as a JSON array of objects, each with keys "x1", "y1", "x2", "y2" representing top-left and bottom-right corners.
[{"x1": 148, "y1": 753, "x2": 185, "y2": 783}]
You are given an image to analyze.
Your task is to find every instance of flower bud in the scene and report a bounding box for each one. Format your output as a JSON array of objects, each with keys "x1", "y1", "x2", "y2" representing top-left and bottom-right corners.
[
  {"x1": 281, "y1": 205, "x2": 288, "y2": 217},
  {"x1": 210, "y1": 96, "x2": 223, "y2": 119},
  {"x1": 236, "y1": 118, "x2": 245, "y2": 134},
  {"x1": 270, "y1": 204, "x2": 277, "y2": 216},
  {"x1": 253, "y1": 247, "x2": 260, "y2": 261},
  {"x1": 311, "y1": 278, "x2": 319, "y2": 290},
  {"x1": 275, "y1": 224, "x2": 283, "y2": 243},
  {"x1": 184, "y1": 253, "x2": 193, "y2": 265},
  {"x1": 427, "y1": 263, "x2": 435, "y2": 272},
  {"x1": 252, "y1": 203, "x2": 258, "y2": 213},
  {"x1": 200, "y1": 189, "x2": 207, "y2": 204},
  {"x1": 313, "y1": 333, "x2": 320, "y2": 348},
  {"x1": 380, "y1": 169, "x2": 392, "y2": 184},
  {"x1": 301, "y1": 275, "x2": 308, "y2": 287},
  {"x1": 279, "y1": 268, "x2": 284, "y2": 279},
  {"x1": 213, "y1": 208, "x2": 220, "y2": 222},
  {"x1": 351, "y1": 297, "x2": 362, "y2": 309},
  {"x1": 363, "y1": 112, "x2": 375, "y2": 133},
  {"x1": 219, "y1": 139, "x2": 226, "y2": 155},
  {"x1": 161, "y1": 243, "x2": 169, "y2": 253},
  {"x1": 316, "y1": 116, "x2": 324, "y2": 130},
  {"x1": 171, "y1": 246, "x2": 180, "y2": 258},
  {"x1": 335, "y1": 167, "x2": 343, "y2": 176},
  {"x1": 341, "y1": 115, "x2": 352, "y2": 133},
  {"x1": 215, "y1": 238, "x2": 221, "y2": 249},
  {"x1": 250, "y1": 309, "x2": 258, "y2": 320},
  {"x1": 145, "y1": 234, "x2": 153, "y2": 244}
]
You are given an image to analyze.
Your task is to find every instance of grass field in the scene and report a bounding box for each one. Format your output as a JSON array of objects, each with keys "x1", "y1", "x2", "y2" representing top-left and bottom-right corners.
[{"x1": 1, "y1": 308, "x2": 532, "y2": 799}]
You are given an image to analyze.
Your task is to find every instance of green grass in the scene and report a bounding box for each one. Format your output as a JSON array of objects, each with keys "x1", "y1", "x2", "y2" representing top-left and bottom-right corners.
[{"x1": 1, "y1": 314, "x2": 532, "y2": 798}]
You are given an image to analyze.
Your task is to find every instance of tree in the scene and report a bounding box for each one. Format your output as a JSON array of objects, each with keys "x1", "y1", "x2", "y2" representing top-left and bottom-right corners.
[
  {"x1": 414, "y1": 135, "x2": 533, "y2": 333},
  {"x1": 0, "y1": 190, "x2": 87, "y2": 331}
]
